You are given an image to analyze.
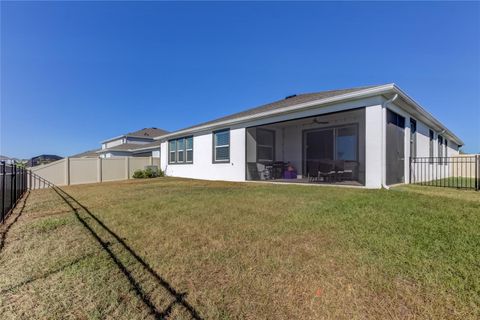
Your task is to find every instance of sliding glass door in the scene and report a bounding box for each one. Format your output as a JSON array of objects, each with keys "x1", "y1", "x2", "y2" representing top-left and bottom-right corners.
[{"x1": 304, "y1": 125, "x2": 358, "y2": 179}]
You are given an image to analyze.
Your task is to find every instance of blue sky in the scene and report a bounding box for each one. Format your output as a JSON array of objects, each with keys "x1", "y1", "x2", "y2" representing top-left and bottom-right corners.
[{"x1": 1, "y1": 1, "x2": 479, "y2": 159}]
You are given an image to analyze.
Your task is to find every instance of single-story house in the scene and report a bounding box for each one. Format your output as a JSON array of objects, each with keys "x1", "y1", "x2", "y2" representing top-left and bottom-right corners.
[{"x1": 154, "y1": 84, "x2": 463, "y2": 189}]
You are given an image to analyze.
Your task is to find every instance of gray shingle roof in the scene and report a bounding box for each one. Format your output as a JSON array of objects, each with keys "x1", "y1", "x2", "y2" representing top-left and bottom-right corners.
[
  {"x1": 131, "y1": 140, "x2": 161, "y2": 150},
  {"x1": 71, "y1": 149, "x2": 101, "y2": 158},
  {"x1": 181, "y1": 85, "x2": 378, "y2": 131},
  {"x1": 126, "y1": 127, "x2": 169, "y2": 138}
]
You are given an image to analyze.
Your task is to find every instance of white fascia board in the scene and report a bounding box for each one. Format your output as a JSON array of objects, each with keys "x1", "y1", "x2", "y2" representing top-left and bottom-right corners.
[
  {"x1": 132, "y1": 145, "x2": 160, "y2": 152},
  {"x1": 156, "y1": 84, "x2": 396, "y2": 141},
  {"x1": 392, "y1": 85, "x2": 464, "y2": 146},
  {"x1": 100, "y1": 135, "x2": 125, "y2": 144}
]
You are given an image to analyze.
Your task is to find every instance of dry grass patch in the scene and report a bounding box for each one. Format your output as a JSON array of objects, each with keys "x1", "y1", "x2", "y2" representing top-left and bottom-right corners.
[{"x1": 0, "y1": 178, "x2": 479, "y2": 319}]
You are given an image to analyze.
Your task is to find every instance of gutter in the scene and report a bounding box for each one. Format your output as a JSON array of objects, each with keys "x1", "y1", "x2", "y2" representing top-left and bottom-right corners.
[{"x1": 381, "y1": 93, "x2": 399, "y2": 190}]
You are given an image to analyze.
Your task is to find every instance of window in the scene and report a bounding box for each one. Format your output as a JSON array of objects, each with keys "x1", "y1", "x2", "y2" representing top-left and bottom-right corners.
[
  {"x1": 438, "y1": 135, "x2": 443, "y2": 164},
  {"x1": 169, "y1": 140, "x2": 176, "y2": 163},
  {"x1": 213, "y1": 129, "x2": 230, "y2": 162},
  {"x1": 335, "y1": 126, "x2": 357, "y2": 161},
  {"x1": 177, "y1": 138, "x2": 185, "y2": 162},
  {"x1": 168, "y1": 136, "x2": 193, "y2": 164},
  {"x1": 186, "y1": 137, "x2": 193, "y2": 163},
  {"x1": 256, "y1": 129, "x2": 275, "y2": 163},
  {"x1": 444, "y1": 139, "x2": 448, "y2": 161},
  {"x1": 410, "y1": 118, "x2": 417, "y2": 158},
  {"x1": 429, "y1": 129, "x2": 434, "y2": 158}
]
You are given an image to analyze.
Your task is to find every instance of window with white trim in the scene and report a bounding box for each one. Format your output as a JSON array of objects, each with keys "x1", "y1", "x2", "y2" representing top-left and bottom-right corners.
[{"x1": 213, "y1": 129, "x2": 230, "y2": 162}]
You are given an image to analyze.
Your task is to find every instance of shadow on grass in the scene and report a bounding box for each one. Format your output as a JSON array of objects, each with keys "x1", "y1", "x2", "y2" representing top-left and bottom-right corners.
[
  {"x1": 0, "y1": 191, "x2": 30, "y2": 254},
  {"x1": 0, "y1": 252, "x2": 95, "y2": 294},
  {"x1": 51, "y1": 187, "x2": 203, "y2": 320}
]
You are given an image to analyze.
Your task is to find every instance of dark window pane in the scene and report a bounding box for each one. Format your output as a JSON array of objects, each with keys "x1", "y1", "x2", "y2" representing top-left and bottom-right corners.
[
  {"x1": 336, "y1": 127, "x2": 357, "y2": 161},
  {"x1": 169, "y1": 140, "x2": 176, "y2": 152},
  {"x1": 177, "y1": 138, "x2": 185, "y2": 150},
  {"x1": 169, "y1": 151, "x2": 176, "y2": 163},
  {"x1": 215, "y1": 146, "x2": 229, "y2": 161},
  {"x1": 186, "y1": 137, "x2": 193, "y2": 149},
  {"x1": 178, "y1": 150, "x2": 184, "y2": 162},
  {"x1": 215, "y1": 131, "x2": 230, "y2": 146},
  {"x1": 186, "y1": 150, "x2": 193, "y2": 162},
  {"x1": 257, "y1": 146, "x2": 273, "y2": 162},
  {"x1": 257, "y1": 129, "x2": 274, "y2": 145}
]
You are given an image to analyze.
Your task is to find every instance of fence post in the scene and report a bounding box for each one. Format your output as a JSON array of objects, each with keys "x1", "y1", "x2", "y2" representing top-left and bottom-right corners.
[
  {"x1": 125, "y1": 157, "x2": 129, "y2": 180},
  {"x1": 97, "y1": 157, "x2": 102, "y2": 183},
  {"x1": 11, "y1": 164, "x2": 16, "y2": 207},
  {"x1": 409, "y1": 157, "x2": 412, "y2": 184},
  {"x1": 476, "y1": 154, "x2": 479, "y2": 191},
  {"x1": 65, "y1": 157, "x2": 70, "y2": 186},
  {"x1": 1, "y1": 162, "x2": 5, "y2": 223}
]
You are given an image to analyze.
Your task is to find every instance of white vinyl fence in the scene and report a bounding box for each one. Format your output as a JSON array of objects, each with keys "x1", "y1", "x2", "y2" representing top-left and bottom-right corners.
[{"x1": 30, "y1": 157, "x2": 160, "y2": 187}]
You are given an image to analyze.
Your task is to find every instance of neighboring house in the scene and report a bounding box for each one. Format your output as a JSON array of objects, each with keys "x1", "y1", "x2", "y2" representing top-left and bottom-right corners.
[
  {"x1": 153, "y1": 84, "x2": 463, "y2": 189},
  {"x1": 70, "y1": 149, "x2": 101, "y2": 158},
  {"x1": 71, "y1": 127, "x2": 168, "y2": 159},
  {"x1": 97, "y1": 127, "x2": 168, "y2": 158},
  {"x1": 28, "y1": 154, "x2": 63, "y2": 167},
  {"x1": 0, "y1": 155, "x2": 20, "y2": 164}
]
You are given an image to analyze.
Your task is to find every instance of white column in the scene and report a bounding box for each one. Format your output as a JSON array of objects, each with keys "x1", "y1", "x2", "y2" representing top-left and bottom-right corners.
[{"x1": 365, "y1": 105, "x2": 383, "y2": 188}]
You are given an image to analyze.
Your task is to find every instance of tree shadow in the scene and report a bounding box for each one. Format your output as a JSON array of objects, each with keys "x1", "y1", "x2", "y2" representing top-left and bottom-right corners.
[
  {"x1": 51, "y1": 187, "x2": 203, "y2": 320},
  {"x1": 0, "y1": 191, "x2": 30, "y2": 254}
]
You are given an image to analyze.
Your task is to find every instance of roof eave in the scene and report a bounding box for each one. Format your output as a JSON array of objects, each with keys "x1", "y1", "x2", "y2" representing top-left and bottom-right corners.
[
  {"x1": 156, "y1": 84, "x2": 396, "y2": 140},
  {"x1": 391, "y1": 85, "x2": 464, "y2": 146},
  {"x1": 100, "y1": 135, "x2": 126, "y2": 144}
]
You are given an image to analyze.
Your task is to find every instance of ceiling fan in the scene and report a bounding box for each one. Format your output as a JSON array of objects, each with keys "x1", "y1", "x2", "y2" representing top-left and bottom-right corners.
[{"x1": 312, "y1": 118, "x2": 329, "y2": 125}]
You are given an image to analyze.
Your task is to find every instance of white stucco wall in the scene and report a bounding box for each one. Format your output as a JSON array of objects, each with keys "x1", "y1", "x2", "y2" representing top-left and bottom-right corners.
[
  {"x1": 103, "y1": 138, "x2": 125, "y2": 149},
  {"x1": 161, "y1": 127, "x2": 246, "y2": 181}
]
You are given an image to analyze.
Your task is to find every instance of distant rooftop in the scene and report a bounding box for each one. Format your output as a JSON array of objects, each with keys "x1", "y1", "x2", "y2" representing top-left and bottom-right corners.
[
  {"x1": 125, "y1": 127, "x2": 169, "y2": 138},
  {"x1": 102, "y1": 127, "x2": 169, "y2": 143}
]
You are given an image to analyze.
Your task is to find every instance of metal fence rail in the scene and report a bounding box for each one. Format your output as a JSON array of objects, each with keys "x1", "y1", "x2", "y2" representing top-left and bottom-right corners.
[
  {"x1": 1, "y1": 161, "x2": 29, "y2": 223},
  {"x1": 410, "y1": 156, "x2": 479, "y2": 190}
]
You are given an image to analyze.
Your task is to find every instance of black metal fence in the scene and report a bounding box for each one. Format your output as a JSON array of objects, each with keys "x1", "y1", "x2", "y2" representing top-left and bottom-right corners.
[
  {"x1": 410, "y1": 156, "x2": 479, "y2": 190},
  {"x1": 1, "y1": 162, "x2": 29, "y2": 223}
]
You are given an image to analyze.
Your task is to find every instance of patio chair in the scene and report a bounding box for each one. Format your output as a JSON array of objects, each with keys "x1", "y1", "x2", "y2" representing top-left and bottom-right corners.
[
  {"x1": 307, "y1": 161, "x2": 319, "y2": 182},
  {"x1": 318, "y1": 160, "x2": 336, "y2": 182},
  {"x1": 341, "y1": 161, "x2": 355, "y2": 181}
]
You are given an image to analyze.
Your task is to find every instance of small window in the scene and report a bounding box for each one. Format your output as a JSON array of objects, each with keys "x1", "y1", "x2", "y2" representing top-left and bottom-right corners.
[
  {"x1": 444, "y1": 139, "x2": 448, "y2": 161},
  {"x1": 256, "y1": 129, "x2": 275, "y2": 163},
  {"x1": 410, "y1": 119, "x2": 417, "y2": 158},
  {"x1": 438, "y1": 135, "x2": 443, "y2": 164},
  {"x1": 169, "y1": 140, "x2": 176, "y2": 163},
  {"x1": 169, "y1": 136, "x2": 193, "y2": 164},
  {"x1": 186, "y1": 137, "x2": 193, "y2": 163},
  {"x1": 213, "y1": 129, "x2": 230, "y2": 162},
  {"x1": 429, "y1": 130, "x2": 434, "y2": 158}
]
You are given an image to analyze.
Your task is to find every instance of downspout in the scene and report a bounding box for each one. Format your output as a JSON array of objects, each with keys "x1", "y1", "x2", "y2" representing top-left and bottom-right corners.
[{"x1": 381, "y1": 93, "x2": 399, "y2": 189}]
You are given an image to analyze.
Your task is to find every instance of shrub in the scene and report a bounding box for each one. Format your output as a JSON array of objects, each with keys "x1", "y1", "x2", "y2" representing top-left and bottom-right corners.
[
  {"x1": 132, "y1": 169, "x2": 145, "y2": 179},
  {"x1": 132, "y1": 167, "x2": 164, "y2": 179}
]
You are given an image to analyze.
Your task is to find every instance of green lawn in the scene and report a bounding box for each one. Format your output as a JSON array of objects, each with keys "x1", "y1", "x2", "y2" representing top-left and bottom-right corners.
[{"x1": 0, "y1": 178, "x2": 479, "y2": 319}]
